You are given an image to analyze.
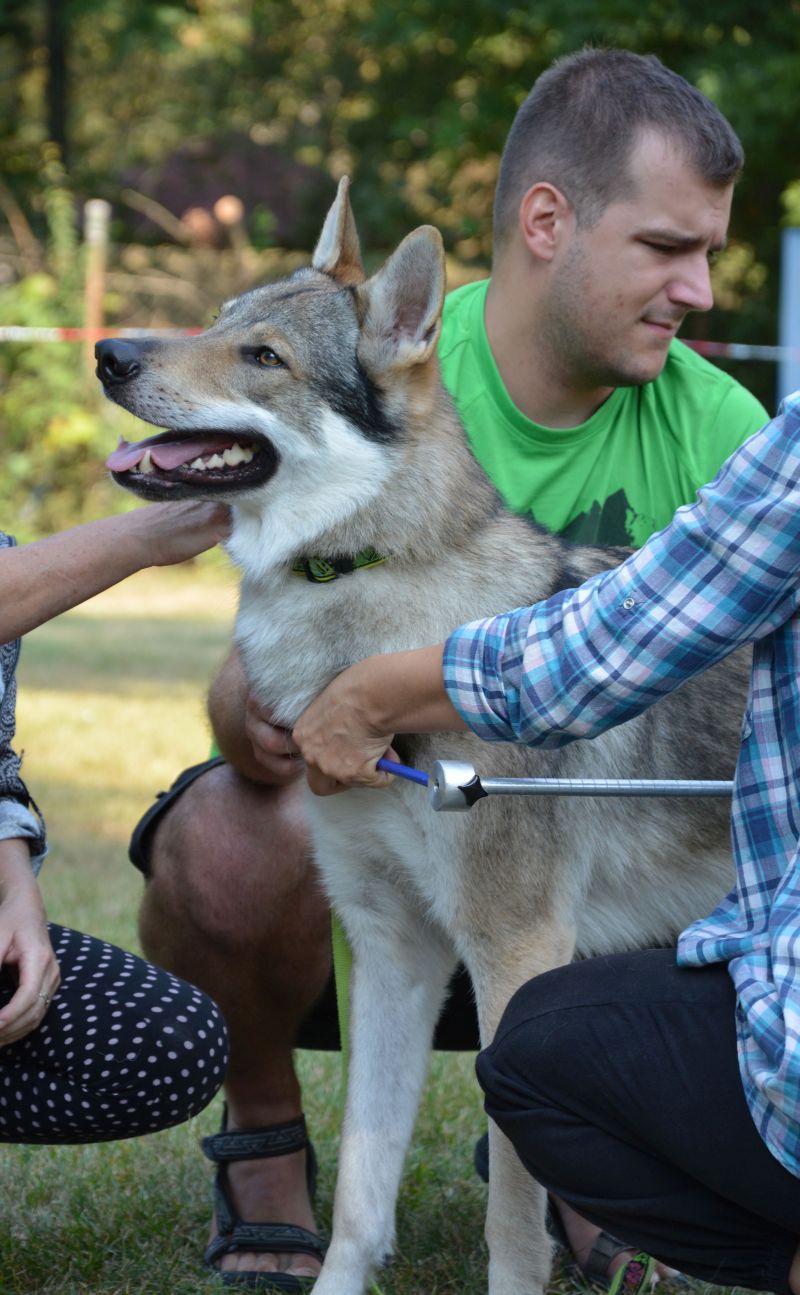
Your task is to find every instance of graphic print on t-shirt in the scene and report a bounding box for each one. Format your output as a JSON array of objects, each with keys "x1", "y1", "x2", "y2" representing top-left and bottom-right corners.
[{"x1": 557, "y1": 489, "x2": 648, "y2": 548}]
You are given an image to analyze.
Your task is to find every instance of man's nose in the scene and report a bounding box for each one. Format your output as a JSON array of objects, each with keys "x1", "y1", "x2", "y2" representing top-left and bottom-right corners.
[{"x1": 668, "y1": 256, "x2": 714, "y2": 314}]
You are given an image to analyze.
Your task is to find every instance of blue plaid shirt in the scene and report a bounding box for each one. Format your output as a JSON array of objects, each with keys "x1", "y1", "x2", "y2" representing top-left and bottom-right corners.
[{"x1": 444, "y1": 392, "x2": 800, "y2": 1177}]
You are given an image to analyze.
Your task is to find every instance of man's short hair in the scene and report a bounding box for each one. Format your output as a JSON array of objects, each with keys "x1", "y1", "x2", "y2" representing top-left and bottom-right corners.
[{"x1": 493, "y1": 48, "x2": 744, "y2": 243}]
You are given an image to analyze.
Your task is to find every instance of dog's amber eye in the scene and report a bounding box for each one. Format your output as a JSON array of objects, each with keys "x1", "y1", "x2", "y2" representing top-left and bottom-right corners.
[{"x1": 255, "y1": 347, "x2": 284, "y2": 367}]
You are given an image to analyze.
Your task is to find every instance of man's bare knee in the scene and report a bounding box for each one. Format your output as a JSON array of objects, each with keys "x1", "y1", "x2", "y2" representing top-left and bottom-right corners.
[{"x1": 140, "y1": 763, "x2": 325, "y2": 953}]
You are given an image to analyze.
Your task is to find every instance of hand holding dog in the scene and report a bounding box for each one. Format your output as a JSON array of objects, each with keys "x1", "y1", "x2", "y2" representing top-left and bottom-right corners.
[
  {"x1": 206, "y1": 647, "x2": 306, "y2": 786},
  {"x1": 293, "y1": 645, "x2": 467, "y2": 796},
  {"x1": 292, "y1": 657, "x2": 397, "y2": 796},
  {"x1": 243, "y1": 696, "x2": 306, "y2": 786}
]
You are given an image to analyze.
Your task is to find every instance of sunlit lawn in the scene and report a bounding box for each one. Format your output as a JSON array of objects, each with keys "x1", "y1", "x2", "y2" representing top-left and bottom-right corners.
[{"x1": 2, "y1": 560, "x2": 752, "y2": 1295}]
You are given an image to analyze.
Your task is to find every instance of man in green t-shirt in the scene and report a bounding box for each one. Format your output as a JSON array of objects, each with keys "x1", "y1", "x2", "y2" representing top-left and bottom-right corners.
[{"x1": 128, "y1": 50, "x2": 766, "y2": 1291}]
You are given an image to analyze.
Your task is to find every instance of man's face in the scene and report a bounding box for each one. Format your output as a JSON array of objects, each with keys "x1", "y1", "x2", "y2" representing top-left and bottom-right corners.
[{"x1": 543, "y1": 131, "x2": 733, "y2": 389}]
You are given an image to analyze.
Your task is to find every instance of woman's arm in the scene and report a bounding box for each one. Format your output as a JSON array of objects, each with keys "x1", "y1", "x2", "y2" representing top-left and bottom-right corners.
[{"x1": 0, "y1": 501, "x2": 229, "y2": 644}]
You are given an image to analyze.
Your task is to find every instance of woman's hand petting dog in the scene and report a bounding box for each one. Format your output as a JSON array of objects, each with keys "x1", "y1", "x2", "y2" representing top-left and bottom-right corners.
[{"x1": 131, "y1": 500, "x2": 232, "y2": 568}]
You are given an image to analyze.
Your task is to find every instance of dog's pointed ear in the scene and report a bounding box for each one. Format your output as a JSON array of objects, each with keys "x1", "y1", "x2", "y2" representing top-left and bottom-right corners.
[
  {"x1": 357, "y1": 226, "x2": 445, "y2": 374},
  {"x1": 311, "y1": 176, "x2": 365, "y2": 286}
]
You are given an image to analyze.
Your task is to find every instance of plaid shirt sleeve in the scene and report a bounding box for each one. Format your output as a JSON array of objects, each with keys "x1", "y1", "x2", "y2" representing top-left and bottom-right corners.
[
  {"x1": 444, "y1": 394, "x2": 800, "y2": 746},
  {"x1": 447, "y1": 394, "x2": 800, "y2": 1179}
]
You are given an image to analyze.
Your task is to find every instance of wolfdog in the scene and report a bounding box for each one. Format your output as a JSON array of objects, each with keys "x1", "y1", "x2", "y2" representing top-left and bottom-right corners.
[{"x1": 96, "y1": 179, "x2": 745, "y2": 1295}]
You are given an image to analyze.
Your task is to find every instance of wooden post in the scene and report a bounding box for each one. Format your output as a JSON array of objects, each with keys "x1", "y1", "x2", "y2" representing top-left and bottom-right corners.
[{"x1": 84, "y1": 198, "x2": 111, "y2": 377}]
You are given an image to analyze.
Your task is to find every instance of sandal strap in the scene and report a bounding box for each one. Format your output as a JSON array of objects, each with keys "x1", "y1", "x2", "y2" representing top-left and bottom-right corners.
[
  {"x1": 203, "y1": 1114, "x2": 309, "y2": 1165},
  {"x1": 203, "y1": 1109, "x2": 325, "y2": 1278},
  {"x1": 206, "y1": 1221, "x2": 327, "y2": 1266},
  {"x1": 582, "y1": 1229, "x2": 635, "y2": 1287}
]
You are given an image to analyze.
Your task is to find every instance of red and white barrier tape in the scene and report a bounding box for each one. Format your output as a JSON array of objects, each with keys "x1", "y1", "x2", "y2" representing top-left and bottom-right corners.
[
  {"x1": 686, "y1": 340, "x2": 800, "y2": 363},
  {"x1": 0, "y1": 326, "x2": 798, "y2": 362},
  {"x1": 0, "y1": 327, "x2": 203, "y2": 342}
]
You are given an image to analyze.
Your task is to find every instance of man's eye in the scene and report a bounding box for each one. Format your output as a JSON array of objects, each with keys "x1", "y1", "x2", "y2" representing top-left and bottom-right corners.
[
  {"x1": 255, "y1": 347, "x2": 284, "y2": 367},
  {"x1": 644, "y1": 241, "x2": 675, "y2": 255}
]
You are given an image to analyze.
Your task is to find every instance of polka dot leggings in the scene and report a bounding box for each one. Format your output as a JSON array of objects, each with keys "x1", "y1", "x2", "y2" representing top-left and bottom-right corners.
[{"x1": 0, "y1": 923, "x2": 228, "y2": 1144}]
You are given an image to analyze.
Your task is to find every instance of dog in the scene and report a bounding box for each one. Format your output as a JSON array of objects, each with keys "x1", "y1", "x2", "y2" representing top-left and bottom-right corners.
[{"x1": 96, "y1": 178, "x2": 746, "y2": 1295}]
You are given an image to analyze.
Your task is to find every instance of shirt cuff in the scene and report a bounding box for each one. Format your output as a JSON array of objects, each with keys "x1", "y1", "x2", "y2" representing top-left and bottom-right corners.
[
  {"x1": 0, "y1": 803, "x2": 48, "y2": 877},
  {"x1": 443, "y1": 612, "x2": 526, "y2": 742}
]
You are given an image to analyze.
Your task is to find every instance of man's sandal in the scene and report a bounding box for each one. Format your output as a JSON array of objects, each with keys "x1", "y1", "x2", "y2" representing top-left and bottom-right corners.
[
  {"x1": 202, "y1": 1112, "x2": 327, "y2": 1291},
  {"x1": 545, "y1": 1193, "x2": 639, "y2": 1289},
  {"x1": 474, "y1": 1132, "x2": 636, "y2": 1290}
]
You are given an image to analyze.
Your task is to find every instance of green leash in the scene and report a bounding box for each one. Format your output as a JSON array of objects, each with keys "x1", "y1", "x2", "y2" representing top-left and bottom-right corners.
[{"x1": 331, "y1": 912, "x2": 352, "y2": 1081}]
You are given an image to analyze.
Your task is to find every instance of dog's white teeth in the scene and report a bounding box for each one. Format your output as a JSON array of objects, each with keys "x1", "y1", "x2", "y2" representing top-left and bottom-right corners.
[
  {"x1": 187, "y1": 444, "x2": 256, "y2": 472},
  {"x1": 139, "y1": 450, "x2": 154, "y2": 475},
  {"x1": 219, "y1": 444, "x2": 256, "y2": 466}
]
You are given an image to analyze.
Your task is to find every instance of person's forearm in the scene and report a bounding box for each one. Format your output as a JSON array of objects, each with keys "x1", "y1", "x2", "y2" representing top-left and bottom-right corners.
[
  {"x1": 353, "y1": 645, "x2": 468, "y2": 736},
  {"x1": 0, "y1": 516, "x2": 147, "y2": 642},
  {"x1": 0, "y1": 838, "x2": 41, "y2": 897},
  {"x1": 0, "y1": 502, "x2": 229, "y2": 645}
]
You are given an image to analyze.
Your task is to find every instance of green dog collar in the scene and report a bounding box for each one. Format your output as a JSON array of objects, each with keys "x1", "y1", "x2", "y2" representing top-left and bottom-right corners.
[{"x1": 291, "y1": 546, "x2": 386, "y2": 583}]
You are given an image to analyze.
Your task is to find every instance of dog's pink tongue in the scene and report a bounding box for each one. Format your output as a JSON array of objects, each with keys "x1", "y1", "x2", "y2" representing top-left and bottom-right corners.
[
  {"x1": 106, "y1": 439, "x2": 147, "y2": 471},
  {"x1": 106, "y1": 437, "x2": 224, "y2": 472}
]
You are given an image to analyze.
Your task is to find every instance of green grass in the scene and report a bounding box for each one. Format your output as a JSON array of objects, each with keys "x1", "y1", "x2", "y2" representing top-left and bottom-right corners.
[{"x1": 3, "y1": 563, "x2": 756, "y2": 1294}]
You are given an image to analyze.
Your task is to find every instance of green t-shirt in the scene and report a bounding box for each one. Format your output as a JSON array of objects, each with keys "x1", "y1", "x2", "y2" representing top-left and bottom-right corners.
[{"x1": 438, "y1": 278, "x2": 768, "y2": 547}]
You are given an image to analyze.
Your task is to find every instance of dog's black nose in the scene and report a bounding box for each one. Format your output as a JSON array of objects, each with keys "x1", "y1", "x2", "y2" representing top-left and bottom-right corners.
[{"x1": 95, "y1": 338, "x2": 142, "y2": 385}]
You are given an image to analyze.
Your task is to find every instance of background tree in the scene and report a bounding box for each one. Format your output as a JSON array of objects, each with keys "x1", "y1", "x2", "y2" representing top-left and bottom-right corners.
[{"x1": 1, "y1": 0, "x2": 797, "y2": 529}]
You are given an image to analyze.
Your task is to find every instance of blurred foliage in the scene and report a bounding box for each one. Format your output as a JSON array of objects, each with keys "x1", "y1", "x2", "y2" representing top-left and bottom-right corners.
[{"x1": 0, "y1": 0, "x2": 799, "y2": 530}]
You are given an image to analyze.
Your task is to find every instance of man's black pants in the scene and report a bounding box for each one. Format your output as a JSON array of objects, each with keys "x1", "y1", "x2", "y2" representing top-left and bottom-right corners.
[{"x1": 477, "y1": 949, "x2": 800, "y2": 1294}]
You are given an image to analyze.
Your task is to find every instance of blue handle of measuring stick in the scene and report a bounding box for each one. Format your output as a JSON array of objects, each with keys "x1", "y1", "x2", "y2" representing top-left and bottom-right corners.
[{"x1": 376, "y1": 757, "x2": 429, "y2": 787}]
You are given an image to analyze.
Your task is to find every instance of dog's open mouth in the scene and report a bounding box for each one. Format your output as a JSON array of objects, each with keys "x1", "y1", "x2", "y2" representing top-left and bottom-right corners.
[{"x1": 106, "y1": 430, "x2": 278, "y2": 496}]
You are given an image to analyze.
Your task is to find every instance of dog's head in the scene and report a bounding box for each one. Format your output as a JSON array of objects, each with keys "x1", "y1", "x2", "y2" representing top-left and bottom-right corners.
[{"x1": 97, "y1": 180, "x2": 446, "y2": 531}]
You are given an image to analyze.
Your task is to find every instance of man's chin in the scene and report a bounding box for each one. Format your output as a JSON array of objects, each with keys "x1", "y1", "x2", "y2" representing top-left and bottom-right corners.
[{"x1": 609, "y1": 342, "x2": 674, "y2": 388}]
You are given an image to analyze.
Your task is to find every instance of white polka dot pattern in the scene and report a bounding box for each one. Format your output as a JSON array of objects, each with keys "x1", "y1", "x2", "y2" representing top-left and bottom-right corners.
[{"x1": 0, "y1": 924, "x2": 228, "y2": 1144}]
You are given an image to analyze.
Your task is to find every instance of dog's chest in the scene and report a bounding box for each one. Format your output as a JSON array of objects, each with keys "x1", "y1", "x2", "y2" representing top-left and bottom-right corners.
[{"x1": 233, "y1": 567, "x2": 478, "y2": 726}]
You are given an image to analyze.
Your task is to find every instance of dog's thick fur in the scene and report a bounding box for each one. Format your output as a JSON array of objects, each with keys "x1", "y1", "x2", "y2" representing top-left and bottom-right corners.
[{"x1": 98, "y1": 180, "x2": 746, "y2": 1294}]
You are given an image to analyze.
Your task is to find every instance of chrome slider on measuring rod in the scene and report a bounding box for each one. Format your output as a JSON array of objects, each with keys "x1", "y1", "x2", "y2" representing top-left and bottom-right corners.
[{"x1": 428, "y1": 760, "x2": 735, "y2": 812}]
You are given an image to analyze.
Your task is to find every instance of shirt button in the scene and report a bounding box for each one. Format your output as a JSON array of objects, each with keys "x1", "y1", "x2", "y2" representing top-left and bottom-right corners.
[{"x1": 622, "y1": 596, "x2": 636, "y2": 610}]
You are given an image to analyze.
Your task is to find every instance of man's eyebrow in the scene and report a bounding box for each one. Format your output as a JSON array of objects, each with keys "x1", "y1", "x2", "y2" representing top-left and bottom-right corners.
[{"x1": 636, "y1": 227, "x2": 728, "y2": 252}]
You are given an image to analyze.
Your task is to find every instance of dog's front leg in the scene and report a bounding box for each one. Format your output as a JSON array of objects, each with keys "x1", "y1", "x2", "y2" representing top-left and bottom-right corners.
[
  {"x1": 313, "y1": 903, "x2": 456, "y2": 1295},
  {"x1": 470, "y1": 926, "x2": 577, "y2": 1295}
]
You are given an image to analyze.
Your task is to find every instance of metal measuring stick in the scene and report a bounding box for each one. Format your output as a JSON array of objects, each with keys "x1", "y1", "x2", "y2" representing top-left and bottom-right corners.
[{"x1": 376, "y1": 757, "x2": 734, "y2": 812}]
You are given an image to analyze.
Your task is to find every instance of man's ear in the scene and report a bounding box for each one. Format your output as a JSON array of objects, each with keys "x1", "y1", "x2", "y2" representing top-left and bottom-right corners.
[
  {"x1": 357, "y1": 226, "x2": 445, "y2": 376},
  {"x1": 518, "y1": 182, "x2": 574, "y2": 262},
  {"x1": 311, "y1": 176, "x2": 365, "y2": 285}
]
